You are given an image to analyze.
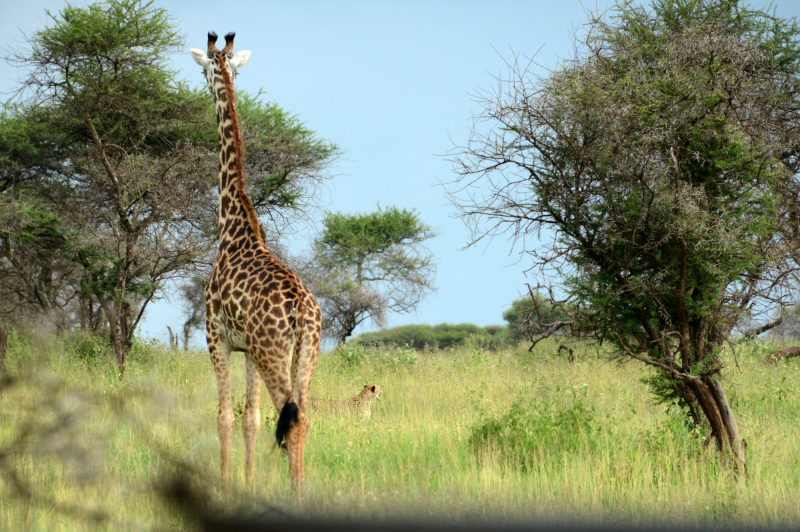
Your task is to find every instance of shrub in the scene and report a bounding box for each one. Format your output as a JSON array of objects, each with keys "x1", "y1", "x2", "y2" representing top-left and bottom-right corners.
[
  {"x1": 333, "y1": 341, "x2": 417, "y2": 368},
  {"x1": 354, "y1": 323, "x2": 509, "y2": 350},
  {"x1": 470, "y1": 393, "x2": 598, "y2": 469},
  {"x1": 5, "y1": 326, "x2": 34, "y2": 366},
  {"x1": 63, "y1": 330, "x2": 113, "y2": 362}
]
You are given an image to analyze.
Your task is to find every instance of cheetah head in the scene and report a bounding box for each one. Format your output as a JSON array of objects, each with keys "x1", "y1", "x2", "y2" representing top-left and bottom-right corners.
[{"x1": 360, "y1": 384, "x2": 382, "y2": 401}]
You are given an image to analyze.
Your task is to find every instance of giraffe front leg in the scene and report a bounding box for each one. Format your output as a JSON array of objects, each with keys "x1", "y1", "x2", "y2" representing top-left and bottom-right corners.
[
  {"x1": 243, "y1": 355, "x2": 262, "y2": 489},
  {"x1": 208, "y1": 335, "x2": 234, "y2": 487}
]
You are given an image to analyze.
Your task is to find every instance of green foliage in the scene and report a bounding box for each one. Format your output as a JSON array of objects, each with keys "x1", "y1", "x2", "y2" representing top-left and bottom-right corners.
[
  {"x1": 1, "y1": 0, "x2": 337, "y2": 346},
  {"x1": 80, "y1": 258, "x2": 154, "y2": 300},
  {"x1": 451, "y1": 0, "x2": 800, "y2": 440},
  {"x1": 3, "y1": 327, "x2": 33, "y2": 365},
  {"x1": 332, "y1": 341, "x2": 418, "y2": 368},
  {"x1": 353, "y1": 323, "x2": 508, "y2": 350},
  {"x1": 312, "y1": 206, "x2": 436, "y2": 343},
  {"x1": 28, "y1": 0, "x2": 200, "y2": 152},
  {"x1": 503, "y1": 294, "x2": 569, "y2": 342},
  {"x1": 14, "y1": 205, "x2": 65, "y2": 244},
  {"x1": 236, "y1": 90, "x2": 338, "y2": 211},
  {"x1": 318, "y1": 206, "x2": 434, "y2": 267},
  {"x1": 63, "y1": 330, "x2": 112, "y2": 362},
  {"x1": 0, "y1": 104, "x2": 70, "y2": 192},
  {"x1": 557, "y1": 1, "x2": 800, "y2": 362},
  {"x1": 639, "y1": 402, "x2": 707, "y2": 456},
  {"x1": 470, "y1": 392, "x2": 599, "y2": 469}
]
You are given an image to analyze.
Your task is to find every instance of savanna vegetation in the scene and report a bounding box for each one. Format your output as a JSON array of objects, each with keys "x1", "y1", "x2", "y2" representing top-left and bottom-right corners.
[
  {"x1": 5, "y1": 0, "x2": 800, "y2": 528},
  {"x1": 352, "y1": 323, "x2": 509, "y2": 350},
  {"x1": 2, "y1": 332, "x2": 800, "y2": 530}
]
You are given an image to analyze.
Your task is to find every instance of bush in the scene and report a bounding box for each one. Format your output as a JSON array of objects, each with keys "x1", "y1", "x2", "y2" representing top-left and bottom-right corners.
[
  {"x1": 5, "y1": 326, "x2": 34, "y2": 366},
  {"x1": 333, "y1": 341, "x2": 417, "y2": 368},
  {"x1": 354, "y1": 323, "x2": 509, "y2": 350},
  {"x1": 63, "y1": 330, "x2": 113, "y2": 362},
  {"x1": 470, "y1": 393, "x2": 598, "y2": 469}
]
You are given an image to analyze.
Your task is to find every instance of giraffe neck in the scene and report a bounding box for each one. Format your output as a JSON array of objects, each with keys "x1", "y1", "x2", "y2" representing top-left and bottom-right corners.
[{"x1": 212, "y1": 54, "x2": 262, "y2": 250}]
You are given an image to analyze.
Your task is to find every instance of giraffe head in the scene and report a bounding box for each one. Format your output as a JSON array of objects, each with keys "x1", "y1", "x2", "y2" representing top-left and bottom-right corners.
[{"x1": 190, "y1": 31, "x2": 251, "y2": 96}]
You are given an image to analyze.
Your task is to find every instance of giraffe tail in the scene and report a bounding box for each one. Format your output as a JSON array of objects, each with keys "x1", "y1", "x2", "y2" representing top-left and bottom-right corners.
[
  {"x1": 276, "y1": 285, "x2": 306, "y2": 450},
  {"x1": 275, "y1": 400, "x2": 298, "y2": 450},
  {"x1": 288, "y1": 281, "x2": 306, "y2": 402}
]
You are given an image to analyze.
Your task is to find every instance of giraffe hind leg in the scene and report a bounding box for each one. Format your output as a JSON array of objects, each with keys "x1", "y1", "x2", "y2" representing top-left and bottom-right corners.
[
  {"x1": 285, "y1": 409, "x2": 309, "y2": 493},
  {"x1": 282, "y1": 322, "x2": 318, "y2": 492},
  {"x1": 259, "y1": 346, "x2": 294, "y2": 449}
]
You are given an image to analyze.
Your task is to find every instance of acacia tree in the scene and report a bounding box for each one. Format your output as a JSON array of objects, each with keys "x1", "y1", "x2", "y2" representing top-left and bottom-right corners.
[
  {"x1": 308, "y1": 206, "x2": 436, "y2": 344},
  {"x1": 449, "y1": 0, "x2": 800, "y2": 471}
]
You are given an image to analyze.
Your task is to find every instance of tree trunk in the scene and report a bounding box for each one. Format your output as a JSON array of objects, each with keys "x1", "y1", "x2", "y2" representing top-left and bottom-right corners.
[
  {"x1": 687, "y1": 376, "x2": 746, "y2": 473},
  {"x1": 673, "y1": 380, "x2": 703, "y2": 428},
  {"x1": 182, "y1": 323, "x2": 189, "y2": 351},
  {"x1": 0, "y1": 320, "x2": 8, "y2": 372},
  {"x1": 708, "y1": 378, "x2": 747, "y2": 473},
  {"x1": 110, "y1": 301, "x2": 132, "y2": 376},
  {"x1": 167, "y1": 326, "x2": 179, "y2": 350},
  {"x1": 337, "y1": 311, "x2": 358, "y2": 345}
]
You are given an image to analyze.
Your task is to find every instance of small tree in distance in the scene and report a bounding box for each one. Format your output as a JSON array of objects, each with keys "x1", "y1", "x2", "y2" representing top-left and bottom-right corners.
[
  {"x1": 308, "y1": 206, "x2": 436, "y2": 345},
  {"x1": 503, "y1": 289, "x2": 569, "y2": 346}
]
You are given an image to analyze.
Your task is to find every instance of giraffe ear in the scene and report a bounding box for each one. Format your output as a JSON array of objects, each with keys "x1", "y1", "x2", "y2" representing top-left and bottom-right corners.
[
  {"x1": 190, "y1": 48, "x2": 212, "y2": 68},
  {"x1": 229, "y1": 50, "x2": 251, "y2": 71}
]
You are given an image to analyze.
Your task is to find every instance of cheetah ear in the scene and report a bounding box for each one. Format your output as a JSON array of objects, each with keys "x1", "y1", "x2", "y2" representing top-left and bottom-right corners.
[
  {"x1": 371, "y1": 386, "x2": 376, "y2": 392},
  {"x1": 364, "y1": 384, "x2": 367, "y2": 388}
]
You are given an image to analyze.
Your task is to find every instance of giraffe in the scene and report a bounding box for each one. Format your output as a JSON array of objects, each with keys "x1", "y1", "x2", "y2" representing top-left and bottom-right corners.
[{"x1": 190, "y1": 32, "x2": 321, "y2": 492}]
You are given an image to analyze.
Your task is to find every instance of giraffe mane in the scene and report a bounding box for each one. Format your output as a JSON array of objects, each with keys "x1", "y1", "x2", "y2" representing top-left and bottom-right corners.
[
  {"x1": 218, "y1": 51, "x2": 306, "y2": 364},
  {"x1": 218, "y1": 52, "x2": 264, "y2": 246}
]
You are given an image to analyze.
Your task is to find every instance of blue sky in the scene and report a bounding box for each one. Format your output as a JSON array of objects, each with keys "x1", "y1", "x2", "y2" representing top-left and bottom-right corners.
[{"x1": 4, "y1": 0, "x2": 800, "y2": 346}]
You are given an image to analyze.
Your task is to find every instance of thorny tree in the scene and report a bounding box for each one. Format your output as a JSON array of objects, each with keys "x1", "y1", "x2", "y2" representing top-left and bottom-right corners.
[
  {"x1": 448, "y1": 0, "x2": 800, "y2": 472},
  {"x1": 308, "y1": 207, "x2": 436, "y2": 344}
]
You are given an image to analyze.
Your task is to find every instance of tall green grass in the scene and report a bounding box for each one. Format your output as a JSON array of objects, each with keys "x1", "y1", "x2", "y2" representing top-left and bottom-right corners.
[{"x1": 2, "y1": 331, "x2": 800, "y2": 530}]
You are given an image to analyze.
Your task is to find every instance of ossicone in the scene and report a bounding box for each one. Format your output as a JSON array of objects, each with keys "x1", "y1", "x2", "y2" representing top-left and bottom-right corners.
[{"x1": 207, "y1": 31, "x2": 218, "y2": 54}]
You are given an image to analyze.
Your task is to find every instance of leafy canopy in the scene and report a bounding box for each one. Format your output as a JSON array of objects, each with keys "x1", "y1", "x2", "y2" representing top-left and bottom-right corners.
[
  {"x1": 318, "y1": 206, "x2": 435, "y2": 268},
  {"x1": 310, "y1": 206, "x2": 436, "y2": 344}
]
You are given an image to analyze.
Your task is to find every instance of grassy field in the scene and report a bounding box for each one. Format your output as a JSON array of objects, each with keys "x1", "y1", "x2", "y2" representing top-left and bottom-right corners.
[{"x1": 1, "y1": 330, "x2": 800, "y2": 530}]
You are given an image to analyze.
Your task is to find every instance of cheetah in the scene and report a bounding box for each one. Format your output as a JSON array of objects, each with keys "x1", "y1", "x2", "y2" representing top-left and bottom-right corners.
[{"x1": 310, "y1": 384, "x2": 383, "y2": 420}]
